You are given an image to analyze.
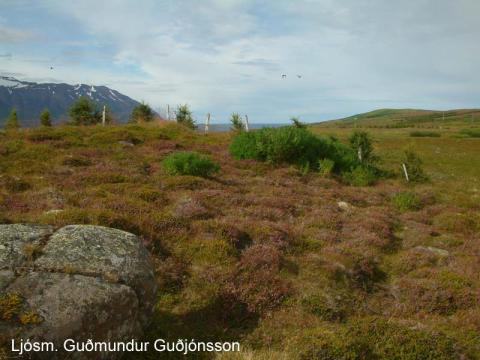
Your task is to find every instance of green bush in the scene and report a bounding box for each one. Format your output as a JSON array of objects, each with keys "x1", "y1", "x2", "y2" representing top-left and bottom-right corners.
[
  {"x1": 39, "y1": 108, "x2": 52, "y2": 127},
  {"x1": 129, "y1": 102, "x2": 154, "y2": 123},
  {"x1": 68, "y1": 97, "x2": 101, "y2": 125},
  {"x1": 410, "y1": 131, "x2": 441, "y2": 137},
  {"x1": 4, "y1": 108, "x2": 19, "y2": 130},
  {"x1": 162, "y1": 151, "x2": 219, "y2": 177},
  {"x1": 230, "y1": 113, "x2": 245, "y2": 131},
  {"x1": 229, "y1": 126, "x2": 360, "y2": 173},
  {"x1": 349, "y1": 131, "x2": 375, "y2": 164},
  {"x1": 402, "y1": 150, "x2": 428, "y2": 182},
  {"x1": 291, "y1": 116, "x2": 306, "y2": 129},
  {"x1": 343, "y1": 166, "x2": 377, "y2": 186},
  {"x1": 175, "y1": 104, "x2": 196, "y2": 130},
  {"x1": 391, "y1": 192, "x2": 422, "y2": 212},
  {"x1": 459, "y1": 128, "x2": 480, "y2": 138}
]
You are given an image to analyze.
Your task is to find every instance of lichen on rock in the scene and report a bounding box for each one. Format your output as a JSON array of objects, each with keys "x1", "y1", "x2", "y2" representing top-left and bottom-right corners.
[{"x1": 0, "y1": 224, "x2": 157, "y2": 360}]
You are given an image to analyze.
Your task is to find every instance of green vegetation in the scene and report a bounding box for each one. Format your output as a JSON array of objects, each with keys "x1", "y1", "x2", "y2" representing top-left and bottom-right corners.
[
  {"x1": 39, "y1": 108, "x2": 52, "y2": 127},
  {"x1": 349, "y1": 130, "x2": 375, "y2": 164},
  {"x1": 0, "y1": 118, "x2": 479, "y2": 359},
  {"x1": 4, "y1": 108, "x2": 19, "y2": 130},
  {"x1": 68, "y1": 96, "x2": 101, "y2": 125},
  {"x1": 459, "y1": 128, "x2": 480, "y2": 138},
  {"x1": 230, "y1": 113, "x2": 245, "y2": 132},
  {"x1": 343, "y1": 165, "x2": 377, "y2": 186},
  {"x1": 318, "y1": 158, "x2": 335, "y2": 177},
  {"x1": 320, "y1": 108, "x2": 480, "y2": 129},
  {"x1": 162, "y1": 151, "x2": 220, "y2": 177},
  {"x1": 391, "y1": 192, "x2": 422, "y2": 211},
  {"x1": 130, "y1": 102, "x2": 154, "y2": 123},
  {"x1": 290, "y1": 116, "x2": 306, "y2": 129},
  {"x1": 402, "y1": 150, "x2": 428, "y2": 182},
  {"x1": 229, "y1": 126, "x2": 360, "y2": 173},
  {"x1": 410, "y1": 130, "x2": 441, "y2": 137},
  {"x1": 176, "y1": 104, "x2": 196, "y2": 129}
]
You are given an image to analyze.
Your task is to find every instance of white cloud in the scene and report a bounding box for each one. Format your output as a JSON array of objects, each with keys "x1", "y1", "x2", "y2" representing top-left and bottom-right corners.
[
  {"x1": 1, "y1": 0, "x2": 479, "y2": 121},
  {"x1": 0, "y1": 25, "x2": 34, "y2": 43}
]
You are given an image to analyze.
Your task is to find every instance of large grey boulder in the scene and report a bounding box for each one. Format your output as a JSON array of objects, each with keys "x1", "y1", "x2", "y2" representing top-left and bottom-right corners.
[{"x1": 0, "y1": 224, "x2": 157, "y2": 360}]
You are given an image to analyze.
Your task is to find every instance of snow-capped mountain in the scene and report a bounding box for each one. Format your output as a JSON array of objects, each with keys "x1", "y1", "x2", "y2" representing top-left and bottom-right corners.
[{"x1": 0, "y1": 76, "x2": 142, "y2": 126}]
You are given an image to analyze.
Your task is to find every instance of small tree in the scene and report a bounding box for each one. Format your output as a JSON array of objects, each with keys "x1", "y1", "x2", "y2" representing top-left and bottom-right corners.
[
  {"x1": 129, "y1": 102, "x2": 154, "y2": 123},
  {"x1": 176, "y1": 104, "x2": 196, "y2": 130},
  {"x1": 39, "y1": 108, "x2": 52, "y2": 127},
  {"x1": 349, "y1": 131, "x2": 374, "y2": 164},
  {"x1": 291, "y1": 116, "x2": 306, "y2": 129},
  {"x1": 230, "y1": 112, "x2": 245, "y2": 131},
  {"x1": 4, "y1": 108, "x2": 19, "y2": 130},
  {"x1": 68, "y1": 97, "x2": 101, "y2": 125},
  {"x1": 402, "y1": 150, "x2": 428, "y2": 182}
]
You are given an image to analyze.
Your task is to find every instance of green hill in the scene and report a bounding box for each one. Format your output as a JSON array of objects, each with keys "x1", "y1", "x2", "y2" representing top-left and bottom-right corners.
[{"x1": 319, "y1": 108, "x2": 480, "y2": 128}]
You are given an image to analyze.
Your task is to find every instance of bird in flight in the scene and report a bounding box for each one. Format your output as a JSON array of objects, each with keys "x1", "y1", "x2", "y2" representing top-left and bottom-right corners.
[
  {"x1": 281, "y1": 74, "x2": 287, "y2": 79},
  {"x1": 297, "y1": 74, "x2": 302, "y2": 78},
  {"x1": 50, "y1": 66, "x2": 54, "y2": 70}
]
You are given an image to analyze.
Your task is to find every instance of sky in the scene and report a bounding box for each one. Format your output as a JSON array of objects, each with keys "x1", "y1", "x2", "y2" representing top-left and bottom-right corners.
[{"x1": 0, "y1": 0, "x2": 479, "y2": 123}]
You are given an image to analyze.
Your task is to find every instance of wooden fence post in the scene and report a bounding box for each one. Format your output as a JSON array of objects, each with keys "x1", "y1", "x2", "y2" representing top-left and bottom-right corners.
[
  {"x1": 102, "y1": 105, "x2": 106, "y2": 126},
  {"x1": 402, "y1": 163, "x2": 409, "y2": 182},
  {"x1": 244, "y1": 114, "x2": 250, "y2": 132},
  {"x1": 205, "y1": 113, "x2": 210, "y2": 135}
]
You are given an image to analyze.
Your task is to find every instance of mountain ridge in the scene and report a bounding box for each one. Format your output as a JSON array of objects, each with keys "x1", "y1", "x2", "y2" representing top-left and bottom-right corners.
[{"x1": 0, "y1": 76, "x2": 143, "y2": 126}]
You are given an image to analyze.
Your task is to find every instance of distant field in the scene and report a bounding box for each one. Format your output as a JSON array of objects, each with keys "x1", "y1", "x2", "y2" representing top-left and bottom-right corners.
[{"x1": 311, "y1": 125, "x2": 480, "y2": 208}]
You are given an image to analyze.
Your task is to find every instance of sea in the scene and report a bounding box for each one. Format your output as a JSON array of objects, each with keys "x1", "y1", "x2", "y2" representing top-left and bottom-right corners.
[{"x1": 196, "y1": 123, "x2": 288, "y2": 133}]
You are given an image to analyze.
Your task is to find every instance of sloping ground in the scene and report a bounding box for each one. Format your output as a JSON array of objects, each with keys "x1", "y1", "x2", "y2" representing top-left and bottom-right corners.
[
  {"x1": 0, "y1": 123, "x2": 479, "y2": 359},
  {"x1": 318, "y1": 108, "x2": 480, "y2": 128}
]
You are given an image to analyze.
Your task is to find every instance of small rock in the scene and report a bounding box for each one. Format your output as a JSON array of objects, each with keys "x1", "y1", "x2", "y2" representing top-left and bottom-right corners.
[
  {"x1": 44, "y1": 209, "x2": 64, "y2": 216},
  {"x1": 337, "y1": 201, "x2": 351, "y2": 211},
  {"x1": 118, "y1": 140, "x2": 135, "y2": 147},
  {"x1": 414, "y1": 246, "x2": 449, "y2": 257}
]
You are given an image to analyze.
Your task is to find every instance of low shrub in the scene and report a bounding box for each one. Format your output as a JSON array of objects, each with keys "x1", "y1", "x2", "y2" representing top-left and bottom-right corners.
[
  {"x1": 300, "y1": 291, "x2": 349, "y2": 321},
  {"x1": 391, "y1": 192, "x2": 422, "y2": 212},
  {"x1": 410, "y1": 131, "x2": 441, "y2": 137},
  {"x1": 2, "y1": 176, "x2": 31, "y2": 193},
  {"x1": 162, "y1": 151, "x2": 219, "y2": 177},
  {"x1": 393, "y1": 271, "x2": 476, "y2": 316},
  {"x1": 459, "y1": 128, "x2": 480, "y2": 138},
  {"x1": 62, "y1": 156, "x2": 92, "y2": 167},
  {"x1": 229, "y1": 126, "x2": 360, "y2": 173},
  {"x1": 224, "y1": 244, "x2": 291, "y2": 314},
  {"x1": 349, "y1": 256, "x2": 386, "y2": 292},
  {"x1": 343, "y1": 166, "x2": 377, "y2": 186}
]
